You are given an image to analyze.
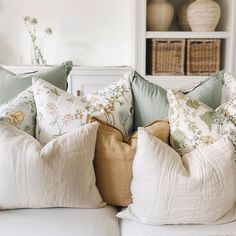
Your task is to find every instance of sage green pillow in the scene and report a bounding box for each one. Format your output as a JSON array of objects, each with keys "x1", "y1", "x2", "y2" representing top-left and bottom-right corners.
[
  {"x1": 0, "y1": 61, "x2": 72, "y2": 105},
  {"x1": 132, "y1": 71, "x2": 225, "y2": 130}
]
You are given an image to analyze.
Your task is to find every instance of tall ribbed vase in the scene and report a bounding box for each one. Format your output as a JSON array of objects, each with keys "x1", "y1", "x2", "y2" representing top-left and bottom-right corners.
[
  {"x1": 187, "y1": 0, "x2": 221, "y2": 31},
  {"x1": 147, "y1": 0, "x2": 174, "y2": 31},
  {"x1": 177, "y1": 0, "x2": 194, "y2": 31}
]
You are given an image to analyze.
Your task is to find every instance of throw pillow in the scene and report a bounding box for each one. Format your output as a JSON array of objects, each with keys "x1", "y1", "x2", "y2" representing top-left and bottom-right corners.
[
  {"x1": 222, "y1": 71, "x2": 236, "y2": 104},
  {"x1": 132, "y1": 71, "x2": 224, "y2": 130},
  {"x1": 0, "y1": 87, "x2": 36, "y2": 136},
  {"x1": 0, "y1": 61, "x2": 72, "y2": 105},
  {"x1": 0, "y1": 121, "x2": 104, "y2": 209},
  {"x1": 167, "y1": 90, "x2": 236, "y2": 156},
  {"x1": 93, "y1": 118, "x2": 169, "y2": 207},
  {"x1": 33, "y1": 72, "x2": 133, "y2": 145},
  {"x1": 117, "y1": 129, "x2": 236, "y2": 225}
]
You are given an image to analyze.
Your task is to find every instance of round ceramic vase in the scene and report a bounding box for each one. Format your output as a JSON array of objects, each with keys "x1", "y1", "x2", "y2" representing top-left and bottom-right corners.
[
  {"x1": 187, "y1": 0, "x2": 221, "y2": 32},
  {"x1": 147, "y1": 0, "x2": 174, "y2": 31},
  {"x1": 177, "y1": 0, "x2": 195, "y2": 31}
]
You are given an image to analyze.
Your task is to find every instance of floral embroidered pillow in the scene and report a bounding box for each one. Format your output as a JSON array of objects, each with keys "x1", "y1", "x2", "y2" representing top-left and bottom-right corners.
[
  {"x1": 33, "y1": 72, "x2": 133, "y2": 145},
  {"x1": 0, "y1": 87, "x2": 36, "y2": 136},
  {"x1": 84, "y1": 71, "x2": 134, "y2": 137},
  {"x1": 167, "y1": 90, "x2": 236, "y2": 156}
]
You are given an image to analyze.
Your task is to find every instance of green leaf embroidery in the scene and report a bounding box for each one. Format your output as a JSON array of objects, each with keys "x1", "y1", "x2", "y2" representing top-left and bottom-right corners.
[
  {"x1": 200, "y1": 111, "x2": 219, "y2": 131},
  {"x1": 50, "y1": 88, "x2": 60, "y2": 96},
  {"x1": 172, "y1": 129, "x2": 188, "y2": 151},
  {"x1": 186, "y1": 99, "x2": 201, "y2": 109}
]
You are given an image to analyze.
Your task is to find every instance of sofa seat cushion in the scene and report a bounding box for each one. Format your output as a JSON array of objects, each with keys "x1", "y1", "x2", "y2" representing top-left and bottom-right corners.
[
  {"x1": 0, "y1": 206, "x2": 119, "y2": 236},
  {"x1": 120, "y1": 218, "x2": 236, "y2": 236}
]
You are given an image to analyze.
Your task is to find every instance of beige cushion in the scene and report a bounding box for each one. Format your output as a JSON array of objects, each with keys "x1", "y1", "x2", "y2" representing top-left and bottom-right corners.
[
  {"x1": 117, "y1": 129, "x2": 236, "y2": 225},
  {"x1": 93, "y1": 119, "x2": 169, "y2": 207},
  {"x1": 0, "y1": 121, "x2": 104, "y2": 209}
]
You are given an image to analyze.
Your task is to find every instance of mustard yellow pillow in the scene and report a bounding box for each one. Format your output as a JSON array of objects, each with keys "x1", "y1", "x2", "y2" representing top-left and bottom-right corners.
[{"x1": 93, "y1": 118, "x2": 170, "y2": 207}]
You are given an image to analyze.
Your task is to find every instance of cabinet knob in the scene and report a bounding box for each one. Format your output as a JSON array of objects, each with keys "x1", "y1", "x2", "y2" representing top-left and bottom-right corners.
[{"x1": 77, "y1": 90, "x2": 81, "y2": 96}]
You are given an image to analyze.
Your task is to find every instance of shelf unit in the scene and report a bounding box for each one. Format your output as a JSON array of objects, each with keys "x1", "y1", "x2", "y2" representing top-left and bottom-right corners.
[{"x1": 135, "y1": 0, "x2": 236, "y2": 89}]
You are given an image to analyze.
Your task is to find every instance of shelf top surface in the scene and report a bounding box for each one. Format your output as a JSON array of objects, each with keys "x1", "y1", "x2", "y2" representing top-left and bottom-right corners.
[{"x1": 146, "y1": 31, "x2": 231, "y2": 39}]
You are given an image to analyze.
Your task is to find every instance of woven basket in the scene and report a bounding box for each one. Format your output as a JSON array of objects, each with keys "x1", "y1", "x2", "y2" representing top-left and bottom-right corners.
[
  {"x1": 186, "y1": 39, "x2": 221, "y2": 76},
  {"x1": 146, "y1": 39, "x2": 185, "y2": 75}
]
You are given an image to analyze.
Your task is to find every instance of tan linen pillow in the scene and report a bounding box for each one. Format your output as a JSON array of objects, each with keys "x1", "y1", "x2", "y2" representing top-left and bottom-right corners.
[
  {"x1": 93, "y1": 118, "x2": 169, "y2": 207},
  {"x1": 0, "y1": 121, "x2": 104, "y2": 209}
]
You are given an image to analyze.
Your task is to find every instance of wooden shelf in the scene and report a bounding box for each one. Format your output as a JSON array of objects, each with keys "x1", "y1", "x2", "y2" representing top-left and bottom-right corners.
[
  {"x1": 136, "y1": 0, "x2": 236, "y2": 88},
  {"x1": 146, "y1": 31, "x2": 231, "y2": 39}
]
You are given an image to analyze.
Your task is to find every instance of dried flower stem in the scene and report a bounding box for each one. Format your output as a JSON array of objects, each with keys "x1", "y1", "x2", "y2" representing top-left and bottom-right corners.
[{"x1": 23, "y1": 16, "x2": 52, "y2": 65}]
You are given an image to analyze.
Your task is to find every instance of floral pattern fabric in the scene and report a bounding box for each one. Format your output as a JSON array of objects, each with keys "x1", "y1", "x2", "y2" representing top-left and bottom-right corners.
[
  {"x1": 167, "y1": 90, "x2": 236, "y2": 156},
  {"x1": 33, "y1": 72, "x2": 134, "y2": 145},
  {"x1": 0, "y1": 87, "x2": 36, "y2": 136}
]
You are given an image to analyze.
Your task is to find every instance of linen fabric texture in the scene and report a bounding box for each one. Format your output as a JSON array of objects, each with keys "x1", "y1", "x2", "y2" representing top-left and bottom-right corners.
[
  {"x1": 0, "y1": 121, "x2": 104, "y2": 209},
  {"x1": 117, "y1": 129, "x2": 236, "y2": 225},
  {"x1": 93, "y1": 119, "x2": 169, "y2": 207}
]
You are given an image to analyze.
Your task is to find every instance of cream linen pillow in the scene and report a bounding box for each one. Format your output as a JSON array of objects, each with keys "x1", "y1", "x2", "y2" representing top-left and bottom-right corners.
[
  {"x1": 33, "y1": 73, "x2": 133, "y2": 145},
  {"x1": 117, "y1": 129, "x2": 236, "y2": 225},
  {"x1": 0, "y1": 121, "x2": 104, "y2": 209},
  {"x1": 0, "y1": 87, "x2": 36, "y2": 136}
]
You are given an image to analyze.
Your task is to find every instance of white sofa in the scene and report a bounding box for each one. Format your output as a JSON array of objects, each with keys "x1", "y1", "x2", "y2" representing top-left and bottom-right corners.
[
  {"x1": 1, "y1": 207, "x2": 236, "y2": 236},
  {"x1": 1, "y1": 67, "x2": 236, "y2": 235},
  {"x1": 0, "y1": 207, "x2": 119, "y2": 236}
]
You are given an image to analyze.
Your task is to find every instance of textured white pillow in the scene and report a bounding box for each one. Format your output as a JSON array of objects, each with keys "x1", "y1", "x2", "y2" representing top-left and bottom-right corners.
[
  {"x1": 0, "y1": 121, "x2": 104, "y2": 209},
  {"x1": 0, "y1": 87, "x2": 36, "y2": 136},
  {"x1": 117, "y1": 128, "x2": 236, "y2": 225},
  {"x1": 33, "y1": 72, "x2": 133, "y2": 145}
]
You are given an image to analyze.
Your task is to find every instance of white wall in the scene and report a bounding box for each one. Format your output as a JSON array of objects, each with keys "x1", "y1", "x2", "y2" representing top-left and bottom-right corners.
[{"x1": 0, "y1": 0, "x2": 136, "y2": 66}]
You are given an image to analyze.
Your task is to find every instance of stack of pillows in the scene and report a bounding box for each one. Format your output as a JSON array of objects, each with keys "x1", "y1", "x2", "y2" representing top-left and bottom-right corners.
[{"x1": 1, "y1": 62, "x2": 236, "y2": 226}]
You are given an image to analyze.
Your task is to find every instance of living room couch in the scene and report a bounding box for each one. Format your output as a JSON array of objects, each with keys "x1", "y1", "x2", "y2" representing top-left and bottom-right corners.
[{"x1": 1, "y1": 65, "x2": 236, "y2": 236}]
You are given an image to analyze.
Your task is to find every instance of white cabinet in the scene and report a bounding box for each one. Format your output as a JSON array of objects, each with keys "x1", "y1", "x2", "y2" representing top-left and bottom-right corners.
[
  {"x1": 135, "y1": 0, "x2": 236, "y2": 87},
  {"x1": 2, "y1": 65, "x2": 133, "y2": 96},
  {"x1": 67, "y1": 67, "x2": 133, "y2": 96}
]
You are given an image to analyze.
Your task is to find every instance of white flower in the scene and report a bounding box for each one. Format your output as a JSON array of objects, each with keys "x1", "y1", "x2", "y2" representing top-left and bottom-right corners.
[
  {"x1": 23, "y1": 16, "x2": 30, "y2": 22},
  {"x1": 45, "y1": 27, "x2": 53, "y2": 35},
  {"x1": 30, "y1": 18, "x2": 38, "y2": 25}
]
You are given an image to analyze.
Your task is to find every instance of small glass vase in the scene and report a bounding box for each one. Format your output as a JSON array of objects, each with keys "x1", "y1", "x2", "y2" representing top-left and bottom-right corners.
[{"x1": 31, "y1": 41, "x2": 46, "y2": 65}]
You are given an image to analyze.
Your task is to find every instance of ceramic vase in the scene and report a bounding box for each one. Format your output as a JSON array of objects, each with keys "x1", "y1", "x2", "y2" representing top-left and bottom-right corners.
[
  {"x1": 147, "y1": 0, "x2": 174, "y2": 31},
  {"x1": 177, "y1": 0, "x2": 194, "y2": 31},
  {"x1": 187, "y1": 0, "x2": 221, "y2": 32}
]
